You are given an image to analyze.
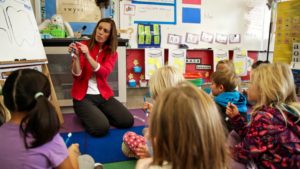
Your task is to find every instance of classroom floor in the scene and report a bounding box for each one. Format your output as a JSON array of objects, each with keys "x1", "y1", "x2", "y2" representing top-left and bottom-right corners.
[{"x1": 60, "y1": 109, "x2": 147, "y2": 169}]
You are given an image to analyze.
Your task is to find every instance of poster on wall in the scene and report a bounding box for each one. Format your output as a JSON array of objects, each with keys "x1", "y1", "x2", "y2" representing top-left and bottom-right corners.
[
  {"x1": 213, "y1": 49, "x2": 229, "y2": 71},
  {"x1": 132, "y1": 0, "x2": 175, "y2": 4},
  {"x1": 145, "y1": 48, "x2": 164, "y2": 79},
  {"x1": 233, "y1": 49, "x2": 248, "y2": 76},
  {"x1": 132, "y1": 0, "x2": 176, "y2": 24},
  {"x1": 56, "y1": 0, "x2": 101, "y2": 22},
  {"x1": 138, "y1": 24, "x2": 161, "y2": 48},
  {"x1": 292, "y1": 43, "x2": 300, "y2": 67},
  {"x1": 274, "y1": 1, "x2": 300, "y2": 64},
  {"x1": 168, "y1": 49, "x2": 187, "y2": 73}
]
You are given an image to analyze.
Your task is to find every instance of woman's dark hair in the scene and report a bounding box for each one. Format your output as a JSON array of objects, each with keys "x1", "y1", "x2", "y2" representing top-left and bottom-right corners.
[
  {"x1": 95, "y1": 0, "x2": 110, "y2": 9},
  {"x1": 251, "y1": 60, "x2": 270, "y2": 69},
  {"x1": 2, "y1": 69, "x2": 60, "y2": 148},
  {"x1": 88, "y1": 18, "x2": 117, "y2": 54}
]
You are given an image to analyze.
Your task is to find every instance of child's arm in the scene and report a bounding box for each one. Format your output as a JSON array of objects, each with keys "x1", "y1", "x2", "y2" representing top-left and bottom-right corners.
[
  {"x1": 231, "y1": 111, "x2": 280, "y2": 164},
  {"x1": 226, "y1": 103, "x2": 248, "y2": 138},
  {"x1": 56, "y1": 143, "x2": 80, "y2": 169},
  {"x1": 136, "y1": 145, "x2": 151, "y2": 159}
]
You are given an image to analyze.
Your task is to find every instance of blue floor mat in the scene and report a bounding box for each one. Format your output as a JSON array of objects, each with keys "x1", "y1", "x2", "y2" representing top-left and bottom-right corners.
[{"x1": 61, "y1": 126, "x2": 144, "y2": 163}]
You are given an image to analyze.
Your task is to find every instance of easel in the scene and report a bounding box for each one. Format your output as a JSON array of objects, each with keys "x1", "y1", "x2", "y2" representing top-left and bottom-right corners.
[{"x1": 0, "y1": 60, "x2": 64, "y2": 124}]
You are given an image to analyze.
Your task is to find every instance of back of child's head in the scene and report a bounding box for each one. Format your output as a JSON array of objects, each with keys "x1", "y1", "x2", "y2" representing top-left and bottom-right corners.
[
  {"x1": 149, "y1": 66, "x2": 184, "y2": 100},
  {"x1": 2, "y1": 69, "x2": 60, "y2": 148},
  {"x1": 251, "y1": 63, "x2": 298, "y2": 109},
  {"x1": 150, "y1": 81, "x2": 228, "y2": 169},
  {"x1": 211, "y1": 69, "x2": 240, "y2": 92},
  {"x1": 216, "y1": 59, "x2": 235, "y2": 72}
]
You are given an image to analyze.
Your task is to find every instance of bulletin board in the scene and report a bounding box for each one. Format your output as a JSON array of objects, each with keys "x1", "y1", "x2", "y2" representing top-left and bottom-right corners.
[
  {"x1": 120, "y1": 0, "x2": 272, "y2": 51},
  {"x1": 273, "y1": 0, "x2": 300, "y2": 64}
]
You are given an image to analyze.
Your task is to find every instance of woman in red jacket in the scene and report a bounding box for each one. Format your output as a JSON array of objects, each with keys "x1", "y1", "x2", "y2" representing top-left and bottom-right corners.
[{"x1": 68, "y1": 18, "x2": 133, "y2": 137}]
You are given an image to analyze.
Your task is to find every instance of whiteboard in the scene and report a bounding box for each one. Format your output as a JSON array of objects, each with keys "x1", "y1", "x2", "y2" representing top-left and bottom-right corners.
[
  {"x1": 0, "y1": 0, "x2": 47, "y2": 63},
  {"x1": 120, "y1": 0, "x2": 272, "y2": 51}
]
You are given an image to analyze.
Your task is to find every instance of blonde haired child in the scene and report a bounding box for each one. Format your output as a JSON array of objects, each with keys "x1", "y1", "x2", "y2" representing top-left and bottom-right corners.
[
  {"x1": 216, "y1": 59, "x2": 235, "y2": 72},
  {"x1": 122, "y1": 66, "x2": 184, "y2": 159},
  {"x1": 210, "y1": 69, "x2": 247, "y2": 130},
  {"x1": 226, "y1": 63, "x2": 300, "y2": 168},
  {"x1": 136, "y1": 82, "x2": 229, "y2": 169}
]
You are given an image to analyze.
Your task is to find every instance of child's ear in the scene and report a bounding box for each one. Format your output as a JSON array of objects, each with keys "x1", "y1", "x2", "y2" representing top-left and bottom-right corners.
[{"x1": 219, "y1": 84, "x2": 225, "y2": 92}]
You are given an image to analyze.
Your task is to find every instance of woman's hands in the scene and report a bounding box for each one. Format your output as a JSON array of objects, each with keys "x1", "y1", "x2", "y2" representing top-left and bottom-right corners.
[
  {"x1": 68, "y1": 43, "x2": 79, "y2": 59},
  {"x1": 75, "y1": 42, "x2": 90, "y2": 57}
]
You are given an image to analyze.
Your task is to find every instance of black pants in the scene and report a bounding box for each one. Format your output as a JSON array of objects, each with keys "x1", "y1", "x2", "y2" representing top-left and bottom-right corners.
[{"x1": 73, "y1": 94, "x2": 134, "y2": 137}]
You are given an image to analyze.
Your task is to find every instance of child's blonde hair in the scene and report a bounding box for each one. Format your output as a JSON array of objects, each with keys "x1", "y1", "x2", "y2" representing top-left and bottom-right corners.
[
  {"x1": 251, "y1": 63, "x2": 300, "y2": 121},
  {"x1": 149, "y1": 66, "x2": 184, "y2": 100},
  {"x1": 211, "y1": 69, "x2": 240, "y2": 92},
  {"x1": 216, "y1": 59, "x2": 235, "y2": 72},
  {"x1": 150, "y1": 81, "x2": 228, "y2": 169}
]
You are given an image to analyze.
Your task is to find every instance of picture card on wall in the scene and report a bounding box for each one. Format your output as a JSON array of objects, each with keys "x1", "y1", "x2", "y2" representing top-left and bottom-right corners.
[
  {"x1": 167, "y1": 34, "x2": 182, "y2": 45},
  {"x1": 229, "y1": 34, "x2": 241, "y2": 44},
  {"x1": 215, "y1": 33, "x2": 228, "y2": 44},
  {"x1": 185, "y1": 33, "x2": 199, "y2": 44},
  {"x1": 182, "y1": 8, "x2": 201, "y2": 24},
  {"x1": 200, "y1": 32, "x2": 214, "y2": 43},
  {"x1": 124, "y1": 4, "x2": 136, "y2": 16},
  {"x1": 183, "y1": 0, "x2": 201, "y2": 5},
  {"x1": 168, "y1": 49, "x2": 187, "y2": 73},
  {"x1": 145, "y1": 48, "x2": 164, "y2": 79}
]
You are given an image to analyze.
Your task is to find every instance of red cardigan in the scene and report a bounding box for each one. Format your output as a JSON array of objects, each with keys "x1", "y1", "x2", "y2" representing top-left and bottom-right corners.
[{"x1": 71, "y1": 41, "x2": 118, "y2": 100}]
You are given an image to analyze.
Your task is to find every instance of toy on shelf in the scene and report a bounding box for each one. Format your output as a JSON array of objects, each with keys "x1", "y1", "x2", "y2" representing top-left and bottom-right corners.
[
  {"x1": 139, "y1": 75, "x2": 147, "y2": 87},
  {"x1": 38, "y1": 14, "x2": 74, "y2": 38},
  {"x1": 133, "y1": 59, "x2": 142, "y2": 73},
  {"x1": 184, "y1": 72, "x2": 204, "y2": 87},
  {"x1": 128, "y1": 73, "x2": 136, "y2": 87}
]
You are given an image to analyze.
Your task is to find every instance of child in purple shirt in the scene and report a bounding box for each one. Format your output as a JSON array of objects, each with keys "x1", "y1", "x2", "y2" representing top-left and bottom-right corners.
[{"x1": 0, "y1": 69, "x2": 79, "y2": 169}]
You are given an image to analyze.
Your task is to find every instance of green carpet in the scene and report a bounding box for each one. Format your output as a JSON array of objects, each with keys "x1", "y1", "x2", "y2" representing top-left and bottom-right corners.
[{"x1": 104, "y1": 160, "x2": 137, "y2": 169}]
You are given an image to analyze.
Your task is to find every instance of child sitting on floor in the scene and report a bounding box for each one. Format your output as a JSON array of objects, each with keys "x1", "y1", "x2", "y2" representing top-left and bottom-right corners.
[
  {"x1": 122, "y1": 66, "x2": 184, "y2": 159},
  {"x1": 136, "y1": 82, "x2": 229, "y2": 169},
  {"x1": 0, "y1": 69, "x2": 80, "y2": 169},
  {"x1": 226, "y1": 63, "x2": 300, "y2": 168},
  {"x1": 210, "y1": 69, "x2": 247, "y2": 131}
]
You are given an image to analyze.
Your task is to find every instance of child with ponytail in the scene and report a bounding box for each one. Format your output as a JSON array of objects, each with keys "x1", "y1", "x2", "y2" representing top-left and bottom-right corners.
[{"x1": 0, "y1": 69, "x2": 80, "y2": 169}]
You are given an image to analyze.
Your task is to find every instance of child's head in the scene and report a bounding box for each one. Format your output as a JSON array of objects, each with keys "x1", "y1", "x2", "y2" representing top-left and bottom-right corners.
[
  {"x1": 149, "y1": 66, "x2": 184, "y2": 100},
  {"x1": 210, "y1": 70, "x2": 240, "y2": 96},
  {"x1": 149, "y1": 82, "x2": 228, "y2": 169},
  {"x1": 251, "y1": 60, "x2": 270, "y2": 69},
  {"x1": 216, "y1": 59, "x2": 235, "y2": 72},
  {"x1": 248, "y1": 63, "x2": 297, "y2": 107},
  {"x1": 2, "y1": 69, "x2": 60, "y2": 148}
]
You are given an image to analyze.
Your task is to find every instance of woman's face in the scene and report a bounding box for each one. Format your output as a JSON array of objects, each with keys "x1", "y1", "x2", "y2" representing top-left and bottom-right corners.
[{"x1": 95, "y1": 22, "x2": 111, "y2": 44}]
